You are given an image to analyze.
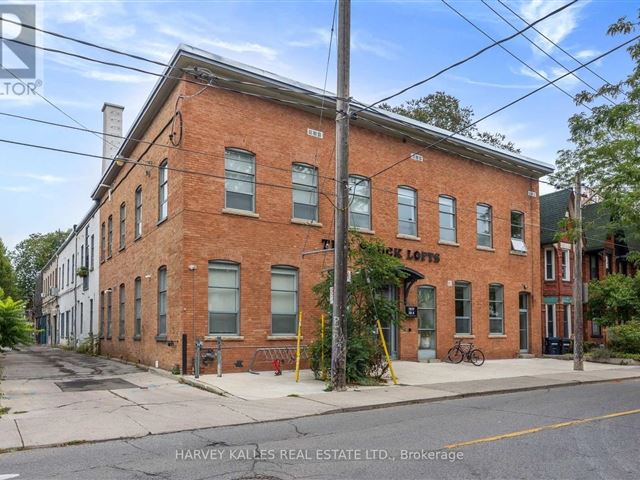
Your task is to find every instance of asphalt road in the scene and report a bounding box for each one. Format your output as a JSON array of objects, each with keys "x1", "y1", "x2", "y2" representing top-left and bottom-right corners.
[{"x1": 1, "y1": 379, "x2": 638, "y2": 480}]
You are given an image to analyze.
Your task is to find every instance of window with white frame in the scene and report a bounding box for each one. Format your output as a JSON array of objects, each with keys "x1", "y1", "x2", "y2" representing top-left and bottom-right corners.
[
  {"x1": 561, "y1": 249, "x2": 571, "y2": 281},
  {"x1": 510, "y1": 211, "x2": 527, "y2": 252},
  {"x1": 292, "y1": 163, "x2": 318, "y2": 221},
  {"x1": 119, "y1": 203, "x2": 126, "y2": 249},
  {"x1": 545, "y1": 303, "x2": 556, "y2": 337},
  {"x1": 455, "y1": 281, "x2": 471, "y2": 334},
  {"x1": 562, "y1": 304, "x2": 572, "y2": 337},
  {"x1": 476, "y1": 203, "x2": 492, "y2": 248},
  {"x1": 489, "y1": 284, "x2": 504, "y2": 335},
  {"x1": 107, "y1": 215, "x2": 113, "y2": 257},
  {"x1": 348, "y1": 175, "x2": 371, "y2": 230},
  {"x1": 135, "y1": 186, "x2": 142, "y2": 239},
  {"x1": 271, "y1": 267, "x2": 298, "y2": 335},
  {"x1": 398, "y1": 186, "x2": 417, "y2": 236},
  {"x1": 439, "y1": 196, "x2": 456, "y2": 242},
  {"x1": 118, "y1": 283, "x2": 125, "y2": 338},
  {"x1": 544, "y1": 248, "x2": 555, "y2": 280},
  {"x1": 158, "y1": 160, "x2": 168, "y2": 221},
  {"x1": 208, "y1": 262, "x2": 239, "y2": 335},
  {"x1": 134, "y1": 277, "x2": 141, "y2": 338},
  {"x1": 157, "y1": 267, "x2": 167, "y2": 337},
  {"x1": 225, "y1": 149, "x2": 255, "y2": 212}
]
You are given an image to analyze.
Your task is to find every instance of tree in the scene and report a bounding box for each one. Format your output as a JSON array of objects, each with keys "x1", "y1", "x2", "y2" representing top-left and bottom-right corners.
[
  {"x1": 587, "y1": 273, "x2": 640, "y2": 328},
  {"x1": 380, "y1": 91, "x2": 520, "y2": 153},
  {"x1": 0, "y1": 295, "x2": 36, "y2": 348},
  {"x1": 552, "y1": 11, "x2": 640, "y2": 242},
  {"x1": 11, "y1": 230, "x2": 69, "y2": 302},
  {"x1": 309, "y1": 234, "x2": 407, "y2": 385},
  {"x1": 0, "y1": 238, "x2": 18, "y2": 299}
]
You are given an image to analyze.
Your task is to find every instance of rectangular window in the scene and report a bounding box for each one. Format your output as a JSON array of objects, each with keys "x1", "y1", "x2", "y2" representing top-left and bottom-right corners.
[
  {"x1": 80, "y1": 302, "x2": 83, "y2": 334},
  {"x1": 454, "y1": 281, "x2": 471, "y2": 334},
  {"x1": 476, "y1": 203, "x2": 492, "y2": 248},
  {"x1": 489, "y1": 284, "x2": 504, "y2": 335},
  {"x1": 225, "y1": 149, "x2": 255, "y2": 212},
  {"x1": 157, "y1": 267, "x2": 167, "y2": 336},
  {"x1": 158, "y1": 161, "x2": 168, "y2": 221},
  {"x1": 100, "y1": 223, "x2": 105, "y2": 262},
  {"x1": 89, "y1": 298, "x2": 94, "y2": 335},
  {"x1": 60, "y1": 312, "x2": 65, "y2": 338},
  {"x1": 107, "y1": 290, "x2": 112, "y2": 338},
  {"x1": 208, "y1": 262, "x2": 239, "y2": 335},
  {"x1": 398, "y1": 187, "x2": 417, "y2": 236},
  {"x1": 292, "y1": 163, "x2": 318, "y2": 221},
  {"x1": 135, "y1": 187, "x2": 142, "y2": 239},
  {"x1": 134, "y1": 277, "x2": 142, "y2": 337},
  {"x1": 81, "y1": 246, "x2": 84, "y2": 268},
  {"x1": 107, "y1": 215, "x2": 113, "y2": 257},
  {"x1": 546, "y1": 304, "x2": 556, "y2": 337},
  {"x1": 591, "y1": 319, "x2": 601, "y2": 337},
  {"x1": 510, "y1": 211, "x2": 527, "y2": 252},
  {"x1": 67, "y1": 259, "x2": 70, "y2": 286},
  {"x1": 119, "y1": 284, "x2": 125, "y2": 339},
  {"x1": 417, "y1": 286, "x2": 436, "y2": 350},
  {"x1": 100, "y1": 292, "x2": 104, "y2": 337},
  {"x1": 348, "y1": 175, "x2": 371, "y2": 230},
  {"x1": 119, "y1": 203, "x2": 126, "y2": 250},
  {"x1": 90, "y1": 234, "x2": 95, "y2": 269},
  {"x1": 605, "y1": 253, "x2": 612, "y2": 274},
  {"x1": 590, "y1": 255, "x2": 599, "y2": 280},
  {"x1": 271, "y1": 267, "x2": 298, "y2": 335},
  {"x1": 544, "y1": 248, "x2": 555, "y2": 280},
  {"x1": 562, "y1": 304, "x2": 572, "y2": 338},
  {"x1": 71, "y1": 255, "x2": 75, "y2": 283},
  {"x1": 561, "y1": 249, "x2": 571, "y2": 281},
  {"x1": 439, "y1": 196, "x2": 456, "y2": 242}
]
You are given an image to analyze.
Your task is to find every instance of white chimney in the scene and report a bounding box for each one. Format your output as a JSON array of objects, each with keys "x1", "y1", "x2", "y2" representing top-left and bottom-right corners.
[{"x1": 101, "y1": 103, "x2": 125, "y2": 173}]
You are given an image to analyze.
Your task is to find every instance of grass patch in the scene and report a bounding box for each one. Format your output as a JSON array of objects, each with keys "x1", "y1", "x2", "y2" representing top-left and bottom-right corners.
[
  {"x1": 0, "y1": 406, "x2": 10, "y2": 416},
  {"x1": 287, "y1": 393, "x2": 300, "y2": 397}
]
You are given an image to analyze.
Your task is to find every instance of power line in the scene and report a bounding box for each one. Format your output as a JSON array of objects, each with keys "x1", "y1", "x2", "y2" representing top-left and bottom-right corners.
[
  {"x1": 480, "y1": 0, "x2": 616, "y2": 106},
  {"x1": 441, "y1": 0, "x2": 593, "y2": 112},
  {"x1": 351, "y1": 0, "x2": 578, "y2": 114},
  {"x1": 366, "y1": 33, "x2": 640, "y2": 181},
  {"x1": 496, "y1": 0, "x2": 616, "y2": 91}
]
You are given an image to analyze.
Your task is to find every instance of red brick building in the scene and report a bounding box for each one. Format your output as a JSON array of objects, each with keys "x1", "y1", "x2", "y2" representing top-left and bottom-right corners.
[{"x1": 93, "y1": 46, "x2": 552, "y2": 373}]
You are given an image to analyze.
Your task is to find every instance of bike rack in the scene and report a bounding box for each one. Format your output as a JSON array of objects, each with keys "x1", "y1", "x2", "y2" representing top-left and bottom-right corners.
[{"x1": 248, "y1": 345, "x2": 308, "y2": 374}]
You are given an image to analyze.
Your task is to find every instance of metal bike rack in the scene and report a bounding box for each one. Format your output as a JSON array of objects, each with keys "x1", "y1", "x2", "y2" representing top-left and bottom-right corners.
[{"x1": 248, "y1": 345, "x2": 308, "y2": 374}]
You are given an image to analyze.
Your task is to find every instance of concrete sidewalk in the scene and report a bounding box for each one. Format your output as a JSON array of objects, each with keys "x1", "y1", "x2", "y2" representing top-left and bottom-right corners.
[{"x1": 1, "y1": 350, "x2": 639, "y2": 452}]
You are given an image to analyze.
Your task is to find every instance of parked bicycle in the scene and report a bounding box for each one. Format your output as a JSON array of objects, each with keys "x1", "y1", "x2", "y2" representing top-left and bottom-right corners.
[{"x1": 447, "y1": 339, "x2": 485, "y2": 366}]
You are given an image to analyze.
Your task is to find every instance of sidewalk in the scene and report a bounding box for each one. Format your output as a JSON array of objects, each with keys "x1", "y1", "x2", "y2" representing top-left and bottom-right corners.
[{"x1": 1, "y1": 353, "x2": 639, "y2": 452}]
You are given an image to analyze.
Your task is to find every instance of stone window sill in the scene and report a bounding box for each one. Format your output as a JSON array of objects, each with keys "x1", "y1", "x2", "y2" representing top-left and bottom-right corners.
[
  {"x1": 350, "y1": 227, "x2": 375, "y2": 235},
  {"x1": 439, "y1": 240, "x2": 459, "y2": 247},
  {"x1": 397, "y1": 234, "x2": 421, "y2": 241},
  {"x1": 106, "y1": 336, "x2": 112, "y2": 340},
  {"x1": 291, "y1": 218, "x2": 322, "y2": 227},
  {"x1": 118, "y1": 336, "x2": 125, "y2": 341},
  {"x1": 155, "y1": 335, "x2": 167, "y2": 342},
  {"x1": 222, "y1": 208, "x2": 259, "y2": 218},
  {"x1": 267, "y1": 335, "x2": 301, "y2": 341},
  {"x1": 477, "y1": 246, "x2": 495, "y2": 252},
  {"x1": 510, "y1": 250, "x2": 527, "y2": 256},
  {"x1": 204, "y1": 335, "x2": 245, "y2": 341},
  {"x1": 454, "y1": 334, "x2": 475, "y2": 339},
  {"x1": 489, "y1": 334, "x2": 507, "y2": 338},
  {"x1": 133, "y1": 335, "x2": 141, "y2": 341}
]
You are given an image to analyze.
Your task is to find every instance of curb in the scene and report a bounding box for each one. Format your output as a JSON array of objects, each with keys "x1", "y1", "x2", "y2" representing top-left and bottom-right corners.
[{"x1": 1, "y1": 373, "x2": 639, "y2": 455}]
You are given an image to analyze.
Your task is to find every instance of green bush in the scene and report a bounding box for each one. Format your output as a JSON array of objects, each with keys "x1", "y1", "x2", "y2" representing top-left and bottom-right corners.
[
  {"x1": 590, "y1": 347, "x2": 611, "y2": 360},
  {"x1": 583, "y1": 341, "x2": 597, "y2": 353},
  {"x1": 0, "y1": 296, "x2": 36, "y2": 348},
  {"x1": 608, "y1": 320, "x2": 640, "y2": 354}
]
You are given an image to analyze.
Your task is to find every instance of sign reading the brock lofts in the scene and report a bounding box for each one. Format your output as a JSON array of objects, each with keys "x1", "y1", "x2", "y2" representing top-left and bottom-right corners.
[{"x1": 321, "y1": 239, "x2": 441, "y2": 263}]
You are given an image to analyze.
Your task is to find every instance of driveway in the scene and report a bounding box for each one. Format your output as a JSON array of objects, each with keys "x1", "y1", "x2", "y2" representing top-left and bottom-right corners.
[{"x1": 0, "y1": 346, "x2": 247, "y2": 449}]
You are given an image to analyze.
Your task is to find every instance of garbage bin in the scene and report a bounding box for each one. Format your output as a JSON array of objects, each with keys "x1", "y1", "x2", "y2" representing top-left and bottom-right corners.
[
  {"x1": 561, "y1": 338, "x2": 573, "y2": 354},
  {"x1": 546, "y1": 337, "x2": 561, "y2": 355}
]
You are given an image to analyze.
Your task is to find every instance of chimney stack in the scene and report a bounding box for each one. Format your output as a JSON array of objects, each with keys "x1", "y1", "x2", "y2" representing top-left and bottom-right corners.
[{"x1": 101, "y1": 102, "x2": 125, "y2": 173}]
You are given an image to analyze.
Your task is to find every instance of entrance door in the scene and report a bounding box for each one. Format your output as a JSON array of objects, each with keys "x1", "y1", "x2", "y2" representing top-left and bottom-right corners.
[
  {"x1": 380, "y1": 285, "x2": 399, "y2": 359},
  {"x1": 519, "y1": 293, "x2": 529, "y2": 352},
  {"x1": 417, "y1": 286, "x2": 436, "y2": 360}
]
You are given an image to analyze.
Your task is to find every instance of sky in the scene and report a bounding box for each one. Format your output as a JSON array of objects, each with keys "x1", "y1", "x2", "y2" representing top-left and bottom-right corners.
[{"x1": 0, "y1": 0, "x2": 638, "y2": 250}]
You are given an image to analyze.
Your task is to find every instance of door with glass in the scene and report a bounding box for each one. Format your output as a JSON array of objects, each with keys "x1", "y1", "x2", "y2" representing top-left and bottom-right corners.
[
  {"x1": 519, "y1": 293, "x2": 529, "y2": 352},
  {"x1": 380, "y1": 285, "x2": 399, "y2": 360},
  {"x1": 418, "y1": 286, "x2": 436, "y2": 360}
]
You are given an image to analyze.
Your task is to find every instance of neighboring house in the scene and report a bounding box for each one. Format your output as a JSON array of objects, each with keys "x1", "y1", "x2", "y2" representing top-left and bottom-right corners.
[
  {"x1": 540, "y1": 191, "x2": 638, "y2": 349},
  {"x1": 93, "y1": 45, "x2": 552, "y2": 373},
  {"x1": 32, "y1": 272, "x2": 45, "y2": 344},
  {"x1": 40, "y1": 255, "x2": 59, "y2": 346}
]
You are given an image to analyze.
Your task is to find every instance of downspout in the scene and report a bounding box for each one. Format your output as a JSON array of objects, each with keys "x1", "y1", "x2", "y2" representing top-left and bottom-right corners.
[{"x1": 73, "y1": 226, "x2": 78, "y2": 348}]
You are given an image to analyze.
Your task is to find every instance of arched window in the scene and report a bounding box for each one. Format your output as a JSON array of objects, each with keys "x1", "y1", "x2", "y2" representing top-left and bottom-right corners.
[
  {"x1": 398, "y1": 186, "x2": 417, "y2": 236},
  {"x1": 489, "y1": 283, "x2": 504, "y2": 335},
  {"x1": 158, "y1": 160, "x2": 168, "y2": 221},
  {"x1": 439, "y1": 195, "x2": 456, "y2": 242},
  {"x1": 476, "y1": 203, "x2": 492, "y2": 248},
  {"x1": 208, "y1": 261, "x2": 240, "y2": 335},
  {"x1": 135, "y1": 186, "x2": 142, "y2": 239},
  {"x1": 157, "y1": 267, "x2": 167, "y2": 337},
  {"x1": 348, "y1": 175, "x2": 371, "y2": 230},
  {"x1": 225, "y1": 149, "x2": 255, "y2": 212},
  {"x1": 454, "y1": 281, "x2": 471, "y2": 334},
  {"x1": 271, "y1": 266, "x2": 298, "y2": 335},
  {"x1": 119, "y1": 202, "x2": 126, "y2": 249},
  {"x1": 292, "y1": 163, "x2": 318, "y2": 221}
]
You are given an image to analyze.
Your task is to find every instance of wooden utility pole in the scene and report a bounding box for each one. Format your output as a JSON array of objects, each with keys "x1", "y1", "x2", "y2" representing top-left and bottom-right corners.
[
  {"x1": 331, "y1": 0, "x2": 351, "y2": 391},
  {"x1": 573, "y1": 173, "x2": 584, "y2": 371}
]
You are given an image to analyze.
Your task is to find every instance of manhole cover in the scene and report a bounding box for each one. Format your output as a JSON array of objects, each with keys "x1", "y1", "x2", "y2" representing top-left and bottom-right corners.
[{"x1": 55, "y1": 378, "x2": 139, "y2": 392}]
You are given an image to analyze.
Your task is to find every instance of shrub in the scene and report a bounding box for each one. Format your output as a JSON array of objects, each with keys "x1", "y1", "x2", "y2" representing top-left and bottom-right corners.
[
  {"x1": 583, "y1": 341, "x2": 597, "y2": 353},
  {"x1": 0, "y1": 296, "x2": 36, "y2": 348},
  {"x1": 608, "y1": 320, "x2": 640, "y2": 354},
  {"x1": 590, "y1": 347, "x2": 611, "y2": 360}
]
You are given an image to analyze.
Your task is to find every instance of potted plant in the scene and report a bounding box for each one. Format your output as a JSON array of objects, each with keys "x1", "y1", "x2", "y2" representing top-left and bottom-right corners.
[{"x1": 76, "y1": 266, "x2": 89, "y2": 278}]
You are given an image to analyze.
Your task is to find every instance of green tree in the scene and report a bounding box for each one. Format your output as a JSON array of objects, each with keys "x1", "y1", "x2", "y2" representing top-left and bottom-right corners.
[
  {"x1": 309, "y1": 234, "x2": 407, "y2": 385},
  {"x1": 588, "y1": 273, "x2": 640, "y2": 328},
  {"x1": 11, "y1": 230, "x2": 69, "y2": 302},
  {"x1": 552, "y1": 11, "x2": 640, "y2": 242},
  {"x1": 0, "y1": 296, "x2": 36, "y2": 348},
  {"x1": 380, "y1": 91, "x2": 520, "y2": 153},
  {"x1": 0, "y1": 238, "x2": 18, "y2": 299}
]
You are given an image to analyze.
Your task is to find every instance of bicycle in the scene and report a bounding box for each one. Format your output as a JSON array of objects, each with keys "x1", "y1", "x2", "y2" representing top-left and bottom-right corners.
[{"x1": 446, "y1": 339, "x2": 485, "y2": 366}]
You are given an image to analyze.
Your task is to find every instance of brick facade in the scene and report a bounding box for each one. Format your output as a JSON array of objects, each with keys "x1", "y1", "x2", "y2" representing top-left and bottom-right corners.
[{"x1": 96, "y1": 48, "x2": 550, "y2": 373}]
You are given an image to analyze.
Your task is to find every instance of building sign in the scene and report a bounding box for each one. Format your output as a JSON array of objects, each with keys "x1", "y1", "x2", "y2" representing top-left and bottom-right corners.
[
  {"x1": 321, "y1": 239, "x2": 440, "y2": 263},
  {"x1": 405, "y1": 306, "x2": 417, "y2": 317}
]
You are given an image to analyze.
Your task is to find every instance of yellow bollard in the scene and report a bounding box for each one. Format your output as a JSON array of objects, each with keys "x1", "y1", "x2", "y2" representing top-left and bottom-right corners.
[
  {"x1": 321, "y1": 314, "x2": 326, "y2": 380},
  {"x1": 376, "y1": 319, "x2": 398, "y2": 385},
  {"x1": 295, "y1": 310, "x2": 302, "y2": 382}
]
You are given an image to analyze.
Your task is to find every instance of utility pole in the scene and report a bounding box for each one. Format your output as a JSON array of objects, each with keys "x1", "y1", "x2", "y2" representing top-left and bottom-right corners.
[
  {"x1": 331, "y1": 0, "x2": 351, "y2": 391},
  {"x1": 573, "y1": 173, "x2": 584, "y2": 371}
]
